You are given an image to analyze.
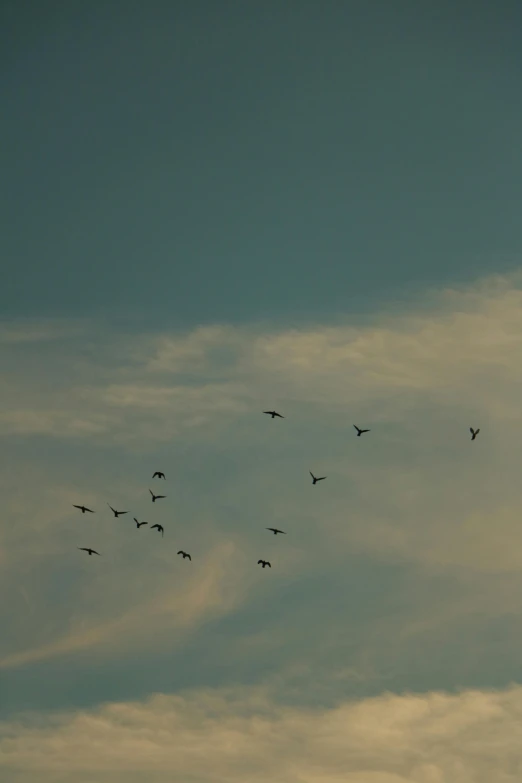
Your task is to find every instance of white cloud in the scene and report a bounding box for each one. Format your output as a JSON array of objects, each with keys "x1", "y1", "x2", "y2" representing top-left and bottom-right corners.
[{"x1": 2, "y1": 683, "x2": 522, "y2": 782}]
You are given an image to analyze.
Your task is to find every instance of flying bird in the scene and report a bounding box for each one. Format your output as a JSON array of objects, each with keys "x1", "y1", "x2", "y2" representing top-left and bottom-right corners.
[
  {"x1": 73, "y1": 505, "x2": 94, "y2": 514},
  {"x1": 263, "y1": 411, "x2": 284, "y2": 419},
  {"x1": 152, "y1": 471, "x2": 166, "y2": 479},
  {"x1": 266, "y1": 528, "x2": 286, "y2": 535},
  {"x1": 309, "y1": 471, "x2": 326, "y2": 485},
  {"x1": 149, "y1": 489, "x2": 166, "y2": 503},
  {"x1": 177, "y1": 550, "x2": 191, "y2": 560},
  {"x1": 258, "y1": 559, "x2": 271, "y2": 568},
  {"x1": 151, "y1": 524, "x2": 164, "y2": 537},
  {"x1": 134, "y1": 518, "x2": 147, "y2": 529},
  {"x1": 78, "y1": 547, "x2": 100, "y2": 556},
  {"x1": 353, "y1": 425, "x2": 370, "y2": 437},
  {"x1": 107, "y1": 504, "x2": 128, "y2": 518},
  {"x1": 470, "y1": 427, "x2": 480, "y2": 441}
]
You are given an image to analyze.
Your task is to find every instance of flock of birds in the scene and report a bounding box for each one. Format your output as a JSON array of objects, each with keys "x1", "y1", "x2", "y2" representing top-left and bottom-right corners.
[{"x1": 75, "y1": 414, "x2": 481, "y2": 566}]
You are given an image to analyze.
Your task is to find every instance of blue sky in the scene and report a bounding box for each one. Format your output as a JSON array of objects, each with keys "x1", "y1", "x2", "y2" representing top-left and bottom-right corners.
[{"x1": 3, "y1": 3, "x2": 522, "y2": 781}]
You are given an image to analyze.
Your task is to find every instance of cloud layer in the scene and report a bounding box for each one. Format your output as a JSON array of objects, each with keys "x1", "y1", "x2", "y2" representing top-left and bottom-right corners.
[
  {"x1": 3, "y1": 683, "x2": 522, "y2": 782},
  {"x1": 3, "y1": 273, "x2": 522, "y2": 779}
]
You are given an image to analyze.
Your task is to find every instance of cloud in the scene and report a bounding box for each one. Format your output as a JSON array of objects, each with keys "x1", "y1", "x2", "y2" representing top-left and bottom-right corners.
[
  {"x1": 3, "y1": 272, "x2": 522, "y2": 703},
  {"x1": 2, "y1": 683, "x2": 522, "y2": 782}
]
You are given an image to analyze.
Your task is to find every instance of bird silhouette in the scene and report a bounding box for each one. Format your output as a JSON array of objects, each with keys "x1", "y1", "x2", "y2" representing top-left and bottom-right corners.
[
  {"x1": 470, "y1": 427, "x2": 480, "y2": 441},
  {"x1": 353, "y1": 425, "x2": 370, "y2": 436},
  {"x1": 151, "y1": 524, "x2": 164, "y2": 537},
  {"x1": 78, "y1": 547, "x2": 100, "y2": 556},
  {"x1": 149, "y1": 489, "x2": 166, "y2": 503},
  {"x1": 107, "y1": 504, "x2": 128, "y2": 518},
  {"x1": 134, "y1": 518, "x2": 148, "y2": 529},
  {"x1": 73, "y1": 505, "x2": 94, "y2": 514},
  {"x1": 258, "y1": 559, "x2": 271, "y2": 568},
  {"x1": 177, "y1": 550, "x2": 191, "y2": 560},
  {"x1": 310, "y1": 471, "x2": 326, "y2": 485},
  {"x1": 152, "y1": 471, "x2": 166, "y2": 479},
  {"x1": 266, "y1": 528, "x2": 286, "y2": 535},
  {"x1": 263, "y1": 410, "x2": 284, "y2": 418}
]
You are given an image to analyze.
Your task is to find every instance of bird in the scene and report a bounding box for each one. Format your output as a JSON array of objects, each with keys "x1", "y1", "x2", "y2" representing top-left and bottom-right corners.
[
  {"x1": 151, "y1": 524, "x2": 164, "y2": 537},
  {"x1": 152, "y1": 471, "x2": 166, "y2": 479},
  {"x1": 258, "y1": 559, "x2": 271, "y2": 568},
  {"x1": 134, "y1": 518, "x2": 147, "y2": 529},
  {"x1": 470, "y1": 427, "x2": 480, "y2": 441},
  {"x1": 149, "y1": 489, "x2": 166, "y2": 503},
  {"x1": 266, "y1": 528, "x2": 286, "y2": 535},
  {"x1": 353, "y1": 425, "x2": 370, "y2": 437},
  {"x1": 310, "y1": 471, "x2": 326, "y2": 485},
  {"x1": 177, "y1": 550, "x2": 191, "y2": 560},
  {"x1": 107, "y1": 504, "x2": 128, "y2": 518},
  {"x1": 78, "y1": 547, "x2": 100, "y2": 556},
  {"x1": 263, "y1": 410, "x2": 284, "y2": 418},
  {"x1": 73, "y1": 505, "x2": 94, "y2": 514}
]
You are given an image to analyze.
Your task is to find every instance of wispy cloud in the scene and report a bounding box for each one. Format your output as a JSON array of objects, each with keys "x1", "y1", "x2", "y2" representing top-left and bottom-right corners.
[{"x1": 3, "y1": 272, "x2": 522, "y2": 714}]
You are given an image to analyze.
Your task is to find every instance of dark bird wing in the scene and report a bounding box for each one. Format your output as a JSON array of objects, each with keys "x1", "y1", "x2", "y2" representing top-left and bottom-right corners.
[
  {"x1": 155, "y1": 495, "x2": 166, "y2": 499},
  {"x1": 360, "y1": 429, "x2": 370, "y2": 433},
  {"x1": 266, "y1": 562, "x2": 271, "y2": 567},
  {"x1": 149, "y1": 489, "x2": 154, "y2": 496},
  {"x1": 177, "y1": 550, "x2": 184, "y2": 555},
  {"x1": 257, "y1": 560, "x2": 264, "y2": 564},
  {"x1": 151, "y1": 524, "x2": 160, "y2": 530},
  {"x1": 78, "y1": 547, "x2": 89, "y2": 552},
  {"x1": 317, "y1": 476, "x2": 326, "y2": 481},
  {"x1": 187, "y1": 554, "x2": 191, "y2": 560},
  {"x1": 91, "y1": 550, "x2": 100, "y2": 556},
  {"x1": 309, "y1": 471, "x2": 316, "y2": 480},
  {"x1": 274, "y1": 412, "x2": 284, "y2": 418},
  {"x1": 353, "y1": 425, "x2": 361, "y2": 432},
  {"x1": 152, "y1": 472, "x2": 160, "y2": 478},
  {"x1": 107, "y1": 504, "x2": 116, "y2": 514}
]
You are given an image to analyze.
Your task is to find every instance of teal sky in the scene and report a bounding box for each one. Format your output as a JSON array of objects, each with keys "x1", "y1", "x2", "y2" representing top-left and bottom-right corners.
[
  {"x1": 3, "y1": 4, "x2": 522, "y2": 782},
  {"x1": 3, "y1": 0, "x2": 522, "y2": 328}
]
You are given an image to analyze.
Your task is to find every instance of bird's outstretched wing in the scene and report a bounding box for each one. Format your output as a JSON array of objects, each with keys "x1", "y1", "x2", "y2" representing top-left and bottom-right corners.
[
  {"x1": 266, "y1": 562, "x2": 271, "y2": 567},
  {"x1": 257, "y1": 560, "x2": 263, "y2": 564},
  {"x1": 155, "y1": 495, "x2": 166, "y2": 500},
  {"x1": 309, "y1": 471, "x2": 315, "y2": 480}
]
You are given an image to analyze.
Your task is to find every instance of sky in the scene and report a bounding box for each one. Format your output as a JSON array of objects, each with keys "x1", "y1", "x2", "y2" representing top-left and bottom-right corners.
[{"x1": 2, "y1": 2, "x2": 522, "y2": 781}]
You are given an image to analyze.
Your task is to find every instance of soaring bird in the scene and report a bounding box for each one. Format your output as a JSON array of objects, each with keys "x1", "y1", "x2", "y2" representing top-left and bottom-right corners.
[
  {"x1": 353, "y1": 425, "x2": 370, "y2": 437},
  {"x1": 107, "y1": 504, "x2": 128, "y2": 518},
  {"x1": 152, "y1": 471, "x2": 166, "y2": 479},
  {"x1": 309, "y1": 471, "x2": 326, "y2": 485},
  {"x1": 149, "y1": 489, "x2": 166, "y2": 503},
  {"x1": 134, "y1": 518, "x2": 147, "y2": 529},
  {"x1": 470, "y1": 427, "x2": 480, "y2": 441},
  {"x1": 73, "y1": 505, "x2": 94, "y2": 514},
  {"x1": 258, "y1": 559, "x2": 271, "y2": 568},
  {"x1": 177, "y1": 550, "x2": 191, "y2": 560},
  {"x1": 263, "y1": 410, "x2": 284, "y2": 419},
  {"x1": 266, "y1": 528, "x2": 286, "y2": 535},
  {"x1": 78, "y1": 547, "x2": 100, "y2": 556},
  {"x1": 151, "y1": 524, "x2": 164, "y2": 537}
]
